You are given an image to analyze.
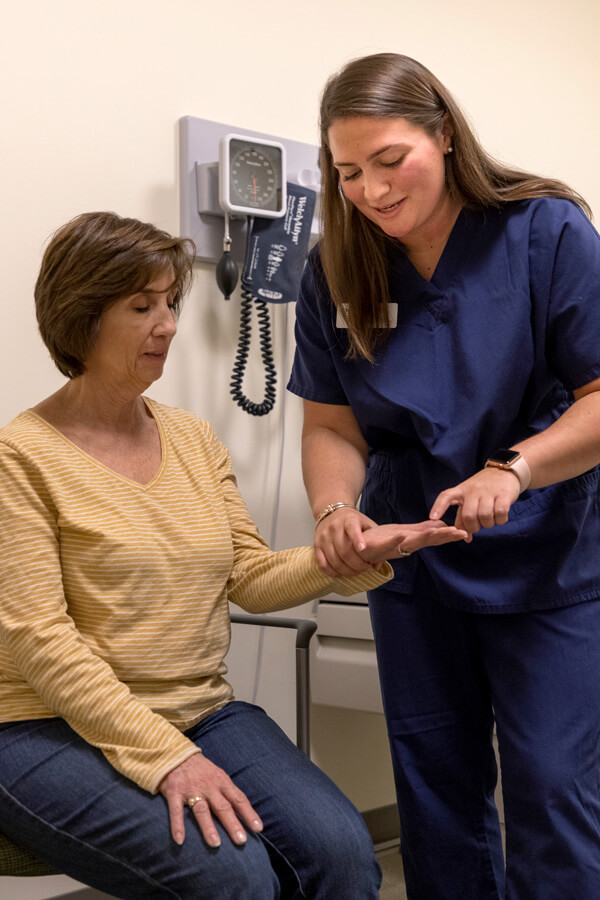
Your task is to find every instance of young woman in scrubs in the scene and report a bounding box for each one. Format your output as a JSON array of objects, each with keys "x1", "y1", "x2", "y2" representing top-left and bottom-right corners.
[{"x1": 287, "y1": 53, "x2": 600, "y2": 899}]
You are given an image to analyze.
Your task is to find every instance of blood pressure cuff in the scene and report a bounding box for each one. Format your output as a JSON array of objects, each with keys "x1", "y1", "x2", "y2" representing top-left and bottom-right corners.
[{"x1": 242, "y1": 182, "x2": 317, "y2": 303}]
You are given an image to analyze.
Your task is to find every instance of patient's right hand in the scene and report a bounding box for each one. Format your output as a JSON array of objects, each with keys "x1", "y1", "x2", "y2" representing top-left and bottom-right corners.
[
  {"x1": 159, "y1": 752, "x2": 263, "y2": 848},
  {"x1": 314, "y1": 508, "x2": 468, "y2": 577},
  {"x1": 356, "y1": 520, "x2": 469, "y2": 563}
]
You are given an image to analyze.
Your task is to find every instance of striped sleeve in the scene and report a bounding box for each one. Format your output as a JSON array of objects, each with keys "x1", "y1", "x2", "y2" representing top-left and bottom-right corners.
[{"x1": 204, "y1": 425, "x2": 393, "y2": 612}]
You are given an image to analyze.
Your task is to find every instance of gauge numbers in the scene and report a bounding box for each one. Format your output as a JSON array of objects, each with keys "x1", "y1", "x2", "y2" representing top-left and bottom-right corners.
[
  {"x1": 220, "y1": 134, "x2": 286, "y2": 217},
  {"x1": 231, "y1": 143, "x2": 279, "y2": 208}
]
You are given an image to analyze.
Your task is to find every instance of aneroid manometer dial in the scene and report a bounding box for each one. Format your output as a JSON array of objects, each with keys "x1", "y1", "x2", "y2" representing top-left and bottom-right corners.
[{"x1": 219, "y1": 134, "x2": 286, "y2": 218}]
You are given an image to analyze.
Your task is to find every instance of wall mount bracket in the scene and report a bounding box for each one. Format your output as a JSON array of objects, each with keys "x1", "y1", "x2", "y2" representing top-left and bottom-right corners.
[{"x1": 178, "y1": 116, "x2": 320, "y2": 264}]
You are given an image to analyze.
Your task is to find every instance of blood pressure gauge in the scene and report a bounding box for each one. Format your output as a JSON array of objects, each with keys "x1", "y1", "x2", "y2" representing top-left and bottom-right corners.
[{"x1": 219, "y1": 134, "x2": 286, "y2": 218}]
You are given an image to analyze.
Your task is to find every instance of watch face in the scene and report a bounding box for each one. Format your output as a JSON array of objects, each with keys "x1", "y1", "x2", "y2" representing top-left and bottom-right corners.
[
  {"x1": 489, "y1": 448, "x2": 520, "y2": 465},
  {"x1": 229, "y1": 139, "x2": 283, "y2": 212}
]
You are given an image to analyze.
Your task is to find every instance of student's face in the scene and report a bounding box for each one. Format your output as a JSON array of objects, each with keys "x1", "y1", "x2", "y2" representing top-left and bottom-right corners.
[
  {"x1": 84, "y1": 269, "x2": 178, "y2": 391},
  {"x1": 328, "y1": 116, "x2": 453, "y2": 247}
]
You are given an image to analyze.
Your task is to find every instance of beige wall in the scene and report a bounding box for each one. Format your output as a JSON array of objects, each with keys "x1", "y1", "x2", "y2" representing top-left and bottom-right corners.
[
  {"x1": 2, "y1": 0, "x2": 599, "y2": 427},
  {"x1": 0, "y1": 0, "x2": 599, "y2": 845}
]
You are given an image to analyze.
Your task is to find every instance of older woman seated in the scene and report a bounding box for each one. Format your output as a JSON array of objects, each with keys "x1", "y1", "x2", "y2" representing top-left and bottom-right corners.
[{"x1": 0, "y1": 212, "x2": 465, "y2": 899}]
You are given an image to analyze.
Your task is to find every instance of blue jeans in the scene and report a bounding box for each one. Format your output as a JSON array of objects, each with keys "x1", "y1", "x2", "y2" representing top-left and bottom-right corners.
[
  {"x1": 0, "y1": 701, "x2": 380, "y2": 899},
  {"x1": 369, "y1": 585, "x2": 600, "y2": 900}
]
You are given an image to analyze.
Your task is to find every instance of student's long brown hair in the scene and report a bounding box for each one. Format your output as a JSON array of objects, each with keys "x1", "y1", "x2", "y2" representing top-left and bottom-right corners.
[{"x1": 319, "y1": 53, "x2": 590, "y2": 360}]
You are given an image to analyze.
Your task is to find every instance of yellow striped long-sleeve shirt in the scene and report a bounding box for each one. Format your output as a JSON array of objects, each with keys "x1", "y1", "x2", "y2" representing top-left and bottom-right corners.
[{"x1": 0, "y1": 398, "x2": 392, "y2": 793}]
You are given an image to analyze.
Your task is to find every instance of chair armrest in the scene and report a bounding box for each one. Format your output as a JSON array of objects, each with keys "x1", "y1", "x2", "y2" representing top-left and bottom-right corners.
[
  {"x1": 229, "y1": 613, "x2": 317, "y2": 757},
  {"x1": 229, "y1": 613, "x2": 317, "y2": 648}
]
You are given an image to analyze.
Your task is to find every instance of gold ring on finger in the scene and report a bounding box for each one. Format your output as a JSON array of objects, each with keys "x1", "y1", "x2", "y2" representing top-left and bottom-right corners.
[{"x1": 187, "y1": 795, "x2": 205, "y2": 809}]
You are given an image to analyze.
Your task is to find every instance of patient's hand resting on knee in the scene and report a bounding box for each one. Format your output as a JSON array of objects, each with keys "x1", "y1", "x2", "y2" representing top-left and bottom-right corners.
[{"x1": 159, "y1": 752, "x2": 263, "y2": 848}]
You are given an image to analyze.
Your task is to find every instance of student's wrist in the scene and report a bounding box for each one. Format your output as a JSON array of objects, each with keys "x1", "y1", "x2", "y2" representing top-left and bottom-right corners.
[
  {"x1": 314, "y1": 502, "x2": 356, "y2": 529},
  {"x1": 484, "y1": 448, "x2": 531, "y2": 493}
]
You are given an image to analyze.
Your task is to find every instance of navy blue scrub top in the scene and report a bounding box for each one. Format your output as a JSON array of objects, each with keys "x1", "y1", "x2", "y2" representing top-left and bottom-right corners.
[{"x1": 288, "y1": 199, "x2": 600, "y2": 613}]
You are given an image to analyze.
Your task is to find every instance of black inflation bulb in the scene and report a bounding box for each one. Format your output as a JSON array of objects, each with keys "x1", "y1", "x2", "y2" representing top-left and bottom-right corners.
[{"x1": 216, "y1": 251, "x2": 239, "y2": 300}]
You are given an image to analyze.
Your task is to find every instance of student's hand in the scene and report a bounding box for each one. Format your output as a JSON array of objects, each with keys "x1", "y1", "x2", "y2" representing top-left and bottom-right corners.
[
  {"x1": 159, "y1": 752, "x2": 263, "y2": 848},
  {"x1": 314, "y1": 509, "x2": 469, "y2": 574},
  {"x1": 429, "y1": 467, "x2": 521, "y2": 536},
  {"x1": 314, "y1": 507, "x2": 381, "y2": 576},
  {"x1": 356, "y1": 520, "x2": 469, "y2": 563}
]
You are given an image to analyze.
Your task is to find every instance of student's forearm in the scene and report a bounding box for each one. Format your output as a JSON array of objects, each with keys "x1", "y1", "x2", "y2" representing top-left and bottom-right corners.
[
  {"x1": 302, "y1": 425, "x2": 368, "y2": 516},
  {"x1": 513, "y1": 383, "x2": 600, "y2": 488}
]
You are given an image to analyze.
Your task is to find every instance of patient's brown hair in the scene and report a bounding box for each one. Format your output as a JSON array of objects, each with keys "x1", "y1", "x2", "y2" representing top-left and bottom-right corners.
[{"x1": 35, "y1": 211, "x2": 196, "y2": 378}]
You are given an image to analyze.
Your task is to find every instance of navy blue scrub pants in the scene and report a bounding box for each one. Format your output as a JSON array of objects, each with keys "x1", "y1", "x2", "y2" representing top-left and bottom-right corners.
[
  {"x1": 0, "y1": 701, "x2": 381, "y2": 899},
  {"x1": 368, "y1": 585, "x2": 600, "y2": 900}
]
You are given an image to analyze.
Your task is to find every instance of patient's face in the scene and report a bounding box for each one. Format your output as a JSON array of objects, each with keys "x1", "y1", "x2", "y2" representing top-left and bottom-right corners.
[{"x1": 84, "y1": 268, "x2": 178, "y2": 392}]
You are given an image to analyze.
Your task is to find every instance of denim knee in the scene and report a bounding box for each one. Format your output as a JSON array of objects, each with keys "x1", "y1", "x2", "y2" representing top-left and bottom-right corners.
[
  {"x1": 298, "y1": 805, "x2": 381, "y2": 898},
  {"x1": 104, "y1": 830, "x2": 280, "y2": 900},
  {"x1": 168, "y1": 833, "x2": 280, "y2": 900}
]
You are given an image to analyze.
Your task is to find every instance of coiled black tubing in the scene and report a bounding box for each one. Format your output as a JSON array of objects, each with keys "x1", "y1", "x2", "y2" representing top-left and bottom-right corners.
[{"x1": 229, "y1": 277, "x2": 277, "y2": 416}]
